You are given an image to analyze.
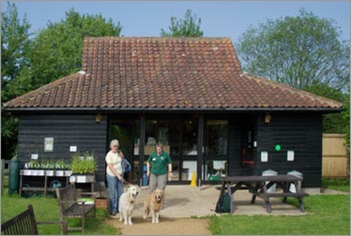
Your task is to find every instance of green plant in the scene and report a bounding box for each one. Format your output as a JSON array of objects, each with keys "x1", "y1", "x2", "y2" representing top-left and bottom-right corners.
[
  {"x1": 26, "y1": 160, "x2": 39, "y2": 169},
  {"x1": 55, "y1": 159, "x2": 65, "y2": 170},
  {"x1": 71, "y1": 152, "x2": 97, "y2": 174}
]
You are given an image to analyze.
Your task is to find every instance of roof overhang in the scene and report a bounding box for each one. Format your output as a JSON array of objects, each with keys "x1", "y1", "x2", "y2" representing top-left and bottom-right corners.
[{"x1": 2, "y1": 107, "x2": 343, "y2": 114}]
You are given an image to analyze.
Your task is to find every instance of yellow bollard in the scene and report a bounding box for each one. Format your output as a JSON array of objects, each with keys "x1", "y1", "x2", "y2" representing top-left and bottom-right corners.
[{"x1": 190, "y1": 171, "x2": 197, "y2": 187}]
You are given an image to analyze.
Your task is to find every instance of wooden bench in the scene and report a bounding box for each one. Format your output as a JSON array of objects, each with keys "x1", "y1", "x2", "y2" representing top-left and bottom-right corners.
[
  {"x1": 56, "y1": 184, "x2": 96, "y2": 233},
  {"x1": 1, "y1": 204, "x2": 67, "y2": 235},
  {"x1": 252, "y1": 192, "x2": 309, "y2": 213}
]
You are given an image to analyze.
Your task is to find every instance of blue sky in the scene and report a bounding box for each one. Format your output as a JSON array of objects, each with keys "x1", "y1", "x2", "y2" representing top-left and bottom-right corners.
[{"x1": 3, "y1": 1, "x2": 351, "y2": 43}]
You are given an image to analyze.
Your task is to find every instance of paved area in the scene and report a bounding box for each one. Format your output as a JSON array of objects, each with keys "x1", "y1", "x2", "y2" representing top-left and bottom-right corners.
[
  {"x1": 125, "y1": 184, "x2": 331, "y2": 218},
  {"x1": 107, "y1": 217, "x2": 212, "y2": 235},
  {"x1": 107, "y1": 185, "x2": 348, "y2": 235}
]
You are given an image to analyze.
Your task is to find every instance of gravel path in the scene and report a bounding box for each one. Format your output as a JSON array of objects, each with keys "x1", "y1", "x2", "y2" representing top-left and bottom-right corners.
[{"x1": 107, "y1": 217, "x2": 211, "y2": 235}]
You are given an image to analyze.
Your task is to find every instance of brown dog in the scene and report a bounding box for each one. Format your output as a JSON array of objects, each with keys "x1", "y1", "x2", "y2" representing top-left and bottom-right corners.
[{"x1": 143, "y1": 188, "x2": 164, "y2": 223}]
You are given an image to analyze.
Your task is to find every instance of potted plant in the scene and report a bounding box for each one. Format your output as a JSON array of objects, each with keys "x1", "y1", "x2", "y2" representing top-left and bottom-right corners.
[
  {"x1": 23, "y1": 160, "x2": 35, "y2": 175},
  {"x1": 95, "y1": 181, "x2": 108, "y2": 209},
  {"x1": 45, "y1": 160, "x2": 55, "y2": 176},
  {"x1": 70, "y1": 152, "x2": 96, "y2": 183},
  {"x1": 55, "y1": 160, "x2": 66, "y2": 176},
  {"x1": 26, "y1": 160, "x2": 41, "y2": 176}
]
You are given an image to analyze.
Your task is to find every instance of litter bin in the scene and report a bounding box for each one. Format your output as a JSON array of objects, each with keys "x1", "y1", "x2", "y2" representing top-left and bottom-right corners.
[
  {"x1": 262, "y1": 169, "x2": 278, "y2": 192},
  {"x1": 288, "y1": 170, "x2": 303, "y2": 193},
  {"x1": 8, "y1": 160, "x2": 21, "y2": 195}
]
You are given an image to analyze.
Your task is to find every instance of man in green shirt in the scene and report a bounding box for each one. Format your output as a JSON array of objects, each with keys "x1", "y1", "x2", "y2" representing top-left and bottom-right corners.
[{"x1": 146, "y1": 142, "x2": 173, "y2": 194}]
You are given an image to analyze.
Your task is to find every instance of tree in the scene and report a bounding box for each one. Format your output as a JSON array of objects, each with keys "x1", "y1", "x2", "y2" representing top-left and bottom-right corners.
[
  {"x1": 161, "y1": 9, "x2": 203, "y2": 37},
  {"x1": 342, "y1": 90, "x2": 350, "y2": 150},
  {"x1": 236, "y1": 9, "x2": 349, "y2": 91},
  {"x1": 304, "y1": 82, "x2": 348, "y2": 133},
  {"x1": 1, "y1": 7, "x2": 123, "y2": 160},
  {"x1": 1, "y1": 2, "x2": 31, "y2": 101},
  {"x1": 1, "y1": 2, "x2": 32, "y2": 160},
  {"x1": 24, "y1": 9, "x2": 123, "y2": 88}
]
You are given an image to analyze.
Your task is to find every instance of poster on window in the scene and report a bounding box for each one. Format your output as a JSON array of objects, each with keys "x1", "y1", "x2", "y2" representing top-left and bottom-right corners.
[{"x1": 44, "y1": 137, "x2": 54, "y2": 152}]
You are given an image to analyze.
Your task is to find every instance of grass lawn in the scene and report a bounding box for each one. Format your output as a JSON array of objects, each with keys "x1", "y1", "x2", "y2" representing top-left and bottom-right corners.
[
  {"x1": 1, "y1": 177, "x2": 349, "y2": 235},
  {"x1": 1, "y1": 193, "x2": 120, "y2": 235},
  {"x1": 322, "y1": 177, "x2": 350, "y2": 192},
  {"x1": 210, "y1": 193, "x2": 350, "y2": 235}
]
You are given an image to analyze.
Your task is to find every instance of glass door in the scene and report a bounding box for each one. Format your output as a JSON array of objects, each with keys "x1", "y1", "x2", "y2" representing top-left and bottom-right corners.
[
  {"x1": 109, "y1": 120, "x2": 134, "y2": 183},
  {"x1": 203, "y1": 120, "x2": 228, "y2": 182}
]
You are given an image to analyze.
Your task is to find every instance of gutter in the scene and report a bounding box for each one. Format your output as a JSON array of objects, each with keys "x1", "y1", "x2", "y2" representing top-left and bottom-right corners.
[{"x1": 2, "y1": 106, "x2": 343, "y2": 114}]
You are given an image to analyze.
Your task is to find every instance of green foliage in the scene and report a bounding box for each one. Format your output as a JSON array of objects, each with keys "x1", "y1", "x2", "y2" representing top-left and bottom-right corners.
[
  {"x1": 1, "y1": 2, "x2": 32, "y2": 101},
  {"x1": 236, "y1": 8, "x2": 349, "y2": 91},
  {"x1": 71, "y1": 152, "x2": 97, "y2": 174},
  {"x1": 161, "y1": 9, "x2": 203, "y2": 37},
  {"x1": 210, "y1": 194, "x2": 350, "y2": 235},
  {"x1": 304, "y1": 82, "x2": 349, "y2": 133},
  {"x1": 342, "y1": 92, "x2": 350, "y2": 149},
  {"x1": 1, "y1": 2, "x2": 31, "y2": 160},
  {"x1": 26, "y1": 8, "x2": 122, "y2": 88},
  {"x1": 322, "y1": 177, "x2": 350, "y2": 192},
  {"x1": 1, "y1": 4, "x2": 123, "y2": 160},
  {"x1": 1, "y1": 112, "x2": 18, "y2": 160}
]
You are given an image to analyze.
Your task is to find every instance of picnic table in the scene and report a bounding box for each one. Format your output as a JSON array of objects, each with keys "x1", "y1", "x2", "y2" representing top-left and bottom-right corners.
[{"x1": 217, "y1": 175, "x2": 309, "y2": 213}]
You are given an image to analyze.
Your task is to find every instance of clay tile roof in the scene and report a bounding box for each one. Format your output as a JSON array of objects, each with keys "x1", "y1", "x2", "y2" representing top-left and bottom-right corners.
[{"x1": 4, "y1": 37, "x2": 342, "y2": 111}]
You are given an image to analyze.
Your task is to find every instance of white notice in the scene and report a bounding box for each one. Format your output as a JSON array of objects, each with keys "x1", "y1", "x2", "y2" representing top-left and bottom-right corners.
[
  {"x1": 77, "y1": 175, "x2": 86, "y2": 183},
  {"x1": 261, "y1": 151, "x2": 268, "y2": 162},
  {"x1": 70, "y1": 146, "x2": 77, "y2": 152},
  {"x1": 287, "y1": 150, "x2": 294, "y2": 161}
]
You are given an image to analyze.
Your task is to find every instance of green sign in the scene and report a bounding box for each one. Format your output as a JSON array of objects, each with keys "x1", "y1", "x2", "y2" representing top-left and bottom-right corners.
[{"x1": 275, "y1": 144, "x2": 281, "y2": 151}]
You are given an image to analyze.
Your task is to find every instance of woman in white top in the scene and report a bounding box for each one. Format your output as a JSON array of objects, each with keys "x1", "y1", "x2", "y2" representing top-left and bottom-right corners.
[{"x1": 105, "y1": 139, "x2": 124, "y2": 216}]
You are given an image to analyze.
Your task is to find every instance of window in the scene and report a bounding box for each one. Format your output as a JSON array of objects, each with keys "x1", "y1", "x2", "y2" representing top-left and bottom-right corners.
[
  {"x1": 182, "y1": 120, "x2": 198, "y2": 155},
  {"x1": 206, "y1": 120, "x2": 228, "y2": 156}
]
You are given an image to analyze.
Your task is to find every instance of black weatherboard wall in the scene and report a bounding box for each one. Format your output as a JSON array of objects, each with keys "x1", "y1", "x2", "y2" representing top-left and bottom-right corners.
[
  {"x1": 17, "y1": 112, "x2": 324, "y2": 187},
  {"x1": 255, "y1": 113, "x2": 323, "y2": 187},
  {"x1": 17, "y1": 114, "x2": 108, "y2": 181},
  {"x1": 226, "y1": 112, "x2": 323, "y2": 188}
]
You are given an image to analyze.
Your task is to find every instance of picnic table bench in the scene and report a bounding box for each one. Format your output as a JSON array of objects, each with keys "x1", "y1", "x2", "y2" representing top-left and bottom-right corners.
[
  {"x1": 56, "y1": 184, "x2": 96, "y2": 233},
  {"x1": 217, "y1": 175, "x2": 309, "y2": 213},
  {"x1": 1, "y1": 204, "x2": 67, "y2": 235}
]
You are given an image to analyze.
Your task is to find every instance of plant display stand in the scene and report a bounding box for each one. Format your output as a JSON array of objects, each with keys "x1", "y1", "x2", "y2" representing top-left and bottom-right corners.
[
  {"x1": 69, "y1": 174, "x2": 95, "y2": 192},
  {"x1": 19, "y1": 169, "x2": 71, "y2": 197}
]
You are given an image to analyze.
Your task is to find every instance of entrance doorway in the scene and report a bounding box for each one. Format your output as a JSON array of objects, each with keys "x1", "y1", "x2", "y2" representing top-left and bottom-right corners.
[
  {"x1": 109, "y1": 120, "x2": 134, "y2": 183},
  {"x1": 140, "y1": 118, "x2": 199, "y2": 184},
  {"x1": 202, "y1": 120, "x2": 228, "y2": 182},
  {"x1": 108, "y1": 116, "x2": 230, "y2": 185}
]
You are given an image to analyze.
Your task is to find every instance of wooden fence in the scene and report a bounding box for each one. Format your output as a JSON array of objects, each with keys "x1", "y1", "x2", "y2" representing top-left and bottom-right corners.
[{"x1": 322, "y1": 133, "x2": 349, "y2": 178}]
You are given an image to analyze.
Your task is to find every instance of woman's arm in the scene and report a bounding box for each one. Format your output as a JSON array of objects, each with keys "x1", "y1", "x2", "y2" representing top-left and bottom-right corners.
[
  {"x1": 107, "y1": 163, "x2": 123, "y2": 181},
  {"x1": 146, "y1": 162, "x2": 151, "y2": 177},
  {"x1": 168, "y1": 163, "x2": 173, "y2": 178}
]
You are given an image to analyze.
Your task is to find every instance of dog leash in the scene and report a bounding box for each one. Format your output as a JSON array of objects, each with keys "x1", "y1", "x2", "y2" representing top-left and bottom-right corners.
[{"x1": 122, "y1": 179, "x2": 132, "y2": 186}]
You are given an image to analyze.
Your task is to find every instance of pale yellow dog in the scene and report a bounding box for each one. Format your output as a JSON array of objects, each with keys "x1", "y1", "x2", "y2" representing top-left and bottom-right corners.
[
  {"x1": 143, "y1": 188, "x2": 164, "y2": 223},
  {"x1": 118, "y1": 185, "x2": 139, "y2": 225}
]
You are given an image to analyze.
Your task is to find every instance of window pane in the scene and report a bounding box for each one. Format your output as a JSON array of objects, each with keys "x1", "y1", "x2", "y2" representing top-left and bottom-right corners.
[
  {"x1": 182, "y1": 120, "x2": 198, "y2": 155},
  {"x1": 206, "y1": 120, "x2": 228, "y2": 155},
  {"x1": 144, "y1": 120, "x2": 179, "y2": 156},
  {"x1": 182, "y1": 161, "x2": 197, "y2": 181},
  {"x1": 204, "y1": 160, "x2": 227, "y2": 180},
  {"x1": 170, "y1": 160, "x2": 179, "y2": 181}
]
